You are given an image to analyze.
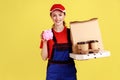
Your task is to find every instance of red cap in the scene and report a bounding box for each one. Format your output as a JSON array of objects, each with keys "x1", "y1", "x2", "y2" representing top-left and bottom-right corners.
[{"x1": 50, "y1": 4, "x2": 65, "y2": 13}]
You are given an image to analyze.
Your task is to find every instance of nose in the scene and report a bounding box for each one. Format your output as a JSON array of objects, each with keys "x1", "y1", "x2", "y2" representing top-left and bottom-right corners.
[{"x1": 56, "y1": 15, "x2": 59, "y2": 20}]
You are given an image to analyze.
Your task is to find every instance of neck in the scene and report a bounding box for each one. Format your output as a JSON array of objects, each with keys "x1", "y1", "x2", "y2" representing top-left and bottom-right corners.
[{"x1": 53, "y1": 24, "x2": 64, "y2": 32}]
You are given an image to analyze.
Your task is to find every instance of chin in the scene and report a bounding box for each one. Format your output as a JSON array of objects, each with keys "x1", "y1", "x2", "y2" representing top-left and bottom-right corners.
[{"x1": 55, "y1": 23, "x2": 62, "y2": 26}]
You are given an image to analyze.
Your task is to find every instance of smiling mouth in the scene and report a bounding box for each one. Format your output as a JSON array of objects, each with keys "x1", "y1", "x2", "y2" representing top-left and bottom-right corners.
[
  {"x1": 55, "y1": 20, "x2": 61, "y2": 23},
  {"x1": 56, "y1": 21, "x2": 60, "y2": 23}
]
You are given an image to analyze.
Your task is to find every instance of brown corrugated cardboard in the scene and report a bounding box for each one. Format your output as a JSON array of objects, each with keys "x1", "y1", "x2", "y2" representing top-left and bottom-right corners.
[{"x1": 70, "y1": 18, "x2": 104, "y2": 54}]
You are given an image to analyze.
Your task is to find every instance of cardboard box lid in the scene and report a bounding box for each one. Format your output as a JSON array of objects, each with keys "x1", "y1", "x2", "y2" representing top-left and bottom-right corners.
[
  {"x1": 70, "y1": 50, "x2": 110, "y2": 60},
  {"x1": 70, "y1": 18, "x2": 104, "y2": 53}
]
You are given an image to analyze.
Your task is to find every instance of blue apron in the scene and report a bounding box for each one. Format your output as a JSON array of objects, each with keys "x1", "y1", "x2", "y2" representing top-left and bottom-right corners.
[{"x1": 46, "y1": 29, "x2": 77, "y2": 80}]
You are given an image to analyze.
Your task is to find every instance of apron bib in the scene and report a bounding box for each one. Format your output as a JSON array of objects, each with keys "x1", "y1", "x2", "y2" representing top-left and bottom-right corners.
[{"x1": 46, "y1": 28, "x2": 77, "y2": 80}]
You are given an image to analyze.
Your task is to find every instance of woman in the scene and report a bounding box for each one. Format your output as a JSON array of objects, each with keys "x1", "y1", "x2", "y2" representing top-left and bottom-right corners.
[{"x1": 40, "y1": 4, "x2": 77, "y2": 80}]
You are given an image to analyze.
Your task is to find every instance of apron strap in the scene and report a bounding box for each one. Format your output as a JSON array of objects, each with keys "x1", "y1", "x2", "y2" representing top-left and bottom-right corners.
[
  {"x1": 52, "y1": 28, "x2": 57, "y2": 43},
  {"x1": 67, "y1": 28, "x2": 72, "y2": 53},
  {"x1": 67, "y1": 28, "x2": 71, "y2": 43}
]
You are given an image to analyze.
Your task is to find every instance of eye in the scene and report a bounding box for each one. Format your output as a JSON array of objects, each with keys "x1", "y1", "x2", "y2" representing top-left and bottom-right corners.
[
  {"x1": 59, "y1": 13, "x2": 62, "y2": 16},
  {"x1": 52, "y1": 14, "x2": 56, "y2": 17}
]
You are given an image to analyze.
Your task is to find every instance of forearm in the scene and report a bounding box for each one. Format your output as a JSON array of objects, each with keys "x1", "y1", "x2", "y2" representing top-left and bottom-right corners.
[{"x1": 41, "y1": 41, "x2": 48, "y2": 61}]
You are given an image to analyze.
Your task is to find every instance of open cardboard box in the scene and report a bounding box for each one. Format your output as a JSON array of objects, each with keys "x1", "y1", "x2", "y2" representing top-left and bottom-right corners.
[{"x1": 69, "y1": 18, "x2": 110, "y2": 60}]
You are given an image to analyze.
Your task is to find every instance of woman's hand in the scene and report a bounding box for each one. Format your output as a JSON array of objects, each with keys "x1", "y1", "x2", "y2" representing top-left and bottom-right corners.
[{"x1": 42, "y1": 29, "x2": 53, "y2": 41}]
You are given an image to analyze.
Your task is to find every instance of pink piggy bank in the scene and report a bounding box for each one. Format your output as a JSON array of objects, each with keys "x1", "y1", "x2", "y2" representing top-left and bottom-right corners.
[{"x1": 42, "y1": 29, "x2": 53, "y2": 41}]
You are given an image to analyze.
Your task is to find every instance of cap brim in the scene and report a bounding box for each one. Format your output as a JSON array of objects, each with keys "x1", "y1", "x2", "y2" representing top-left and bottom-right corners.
[{"x1": 50, "y1": 8, "x2": 65, "y2": 13}]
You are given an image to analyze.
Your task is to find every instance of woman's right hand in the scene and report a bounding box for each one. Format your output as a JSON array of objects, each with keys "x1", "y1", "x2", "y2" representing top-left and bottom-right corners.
[
  {"x1": 41, "y1": 29, "x2": 53, "y2": 41},
  {"x1": 41, "y1": 31, "x2": 47, "y2": 42}
]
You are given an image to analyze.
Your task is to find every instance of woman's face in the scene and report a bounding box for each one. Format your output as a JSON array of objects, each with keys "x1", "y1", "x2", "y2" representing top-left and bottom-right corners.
[{"x1": 51, "y1": 10, "x2": 65, "y2": 26}]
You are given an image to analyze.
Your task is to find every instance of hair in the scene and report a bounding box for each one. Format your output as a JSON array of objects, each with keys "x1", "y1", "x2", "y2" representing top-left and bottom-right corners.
[{"x1": 63, "y1": 21, "x2": 66, "y2": 26}]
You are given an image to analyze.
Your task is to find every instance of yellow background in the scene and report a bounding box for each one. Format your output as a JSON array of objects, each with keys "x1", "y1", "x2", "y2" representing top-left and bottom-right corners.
[{"x1": 0, "y1": 0, "x2": 120, "y2": 80}]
